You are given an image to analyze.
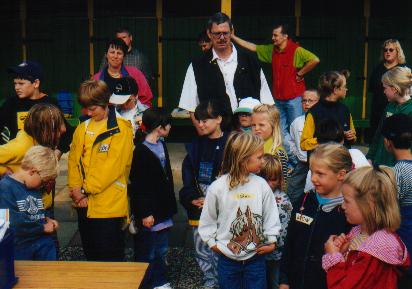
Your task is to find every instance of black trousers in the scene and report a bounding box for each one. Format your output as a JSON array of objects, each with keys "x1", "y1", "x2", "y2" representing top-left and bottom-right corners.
[{"x1": 76, "y1": 208, "x2": 125, "y2": 261}]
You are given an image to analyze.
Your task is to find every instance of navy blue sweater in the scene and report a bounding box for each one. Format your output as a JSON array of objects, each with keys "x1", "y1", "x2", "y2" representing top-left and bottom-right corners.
[
  {"x1": 179, "y1": 133, "x2": 229, "y2": 224},
  {"x1": 0, "y1": 175, "x2": 46, "y2": 247}
]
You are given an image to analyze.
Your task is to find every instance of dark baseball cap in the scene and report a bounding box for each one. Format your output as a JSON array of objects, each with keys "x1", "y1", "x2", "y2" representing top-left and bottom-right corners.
[
  {"x1": 109, "y1": 76, "x2": 138, "y2": 105},
  {"x1": 7, "y1": 61, "x2": 44, "y2": 82},
  {"x1": 381, "y1": 113, "x2": 412, "y2": 140}
]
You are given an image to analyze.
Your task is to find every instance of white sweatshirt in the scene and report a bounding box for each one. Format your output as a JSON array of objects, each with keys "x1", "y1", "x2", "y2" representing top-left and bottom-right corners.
[{"x1": 199, "y1": 173, "x2": 281, "y2": 261}]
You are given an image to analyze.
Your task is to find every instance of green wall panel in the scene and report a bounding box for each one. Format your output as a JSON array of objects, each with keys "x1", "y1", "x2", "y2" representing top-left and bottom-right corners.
[
  {"x1": 0, "y1": 18, "x2": 21, "y2": 103},
  {"x1": 26, "y1": 17, "x2": 89, "y2": 97},
  {"x1": 162, "y1": 17, "x2": 209, "y2": 112}
]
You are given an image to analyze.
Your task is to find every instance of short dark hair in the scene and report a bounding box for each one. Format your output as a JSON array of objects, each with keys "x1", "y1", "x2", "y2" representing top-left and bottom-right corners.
[
  {"x1": 207, "y1": 12, "x2": 233, "y2": 31},
  {"x1": 273, "y1": 23, "x2": 289, "y2": 35},
  {"x1": 316, "y1": 118, "x2": 344, "y2": 144},
  {"x1": 115, "y1": 27, "x2": 132, "y2": 36},
  {"x1": 198, "y1": 30, "x2": 211, "y2": 43},
  {"x1": 106, "y1": 38, "x2": 128, "y2": 55},
  {"x1": 194, "y1": 100, "x2": 231, "y2": 131},
  {"x1": 382, "y1": 114, "x2": 412, "y2": 149}
]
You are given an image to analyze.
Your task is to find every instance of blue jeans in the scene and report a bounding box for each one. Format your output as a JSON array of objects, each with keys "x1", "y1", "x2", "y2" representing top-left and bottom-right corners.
[
  {"x1": 218, "y1": 254, "x2": 267, "y2": 289},
  {"x1": 275, "y1": 97, "x2": 303, "y2": 158},
  {"x1": 286, "y1": 160, "x2": 309, "y2": 205},
  {"x1": 266, "y1": 260, "x2": 280, "y2": 289},
  {"x1": 15, "y1": 236, "x2": 57, "y2": 261},
  {"x1": 134, "y1": 228, "x2": 170, "y2": 288}
]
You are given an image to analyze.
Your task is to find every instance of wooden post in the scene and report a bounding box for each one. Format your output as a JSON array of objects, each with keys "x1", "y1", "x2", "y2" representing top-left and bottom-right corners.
[
  {"x1": 221, "y1": 0, "x2": 231, "y2": 17},
  {"x1": 362, "y1": 0, "x2": 370, "y2": 120},
  {"x1": 87, "y1": 0, "x2": 95, "y2": 78},
  {"x1": 156, "y1": 0, "x2": 163, "y2": 107},
  {"x1": 19, "y1": 0, "x2": 27, "y2": 61},
  {"x1": 295, "y1": 0, "x2": 302, "y2": 37}
]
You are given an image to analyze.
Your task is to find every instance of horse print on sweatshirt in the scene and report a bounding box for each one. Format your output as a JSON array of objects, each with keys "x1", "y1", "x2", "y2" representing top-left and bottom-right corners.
[{"x1": 227, "y1": 206, "x2": 264, "y2": 255}]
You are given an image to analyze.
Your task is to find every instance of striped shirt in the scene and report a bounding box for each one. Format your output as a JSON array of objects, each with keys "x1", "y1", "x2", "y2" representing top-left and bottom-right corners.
[{"x1": 393, "y1": 160, "x2": 412, "y2": 206}]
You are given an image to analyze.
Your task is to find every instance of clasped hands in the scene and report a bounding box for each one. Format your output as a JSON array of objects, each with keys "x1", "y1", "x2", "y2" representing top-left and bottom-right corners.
[
  {"x1": 69, "y1": 187, "x2": 88, "y2": 208},
  {"x1": 324, "y1": 233, "x2": 351, "y2": 254}
]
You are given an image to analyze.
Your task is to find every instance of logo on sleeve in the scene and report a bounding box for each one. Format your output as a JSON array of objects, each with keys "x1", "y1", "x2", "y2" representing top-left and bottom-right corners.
[
  {"x1": 99, "y1": 144, "x2": 110, "y2": 152},
  {"x1": 16, "y1": 195, "x2": 43, "y2": 214}
]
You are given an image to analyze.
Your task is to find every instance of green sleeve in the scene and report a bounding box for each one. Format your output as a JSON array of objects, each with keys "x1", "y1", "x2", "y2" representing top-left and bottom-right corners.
[
  {"x1": 256, "y1": 44, "x2": 274, "y2": 64},
  {"x1": 293, "y1": 47, "x2": 319, "y2": 68}
]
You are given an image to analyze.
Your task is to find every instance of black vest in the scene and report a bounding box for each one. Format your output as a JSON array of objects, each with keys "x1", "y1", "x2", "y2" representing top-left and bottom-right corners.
[
  {"x1": 309, "y1": 100, "x2": 352, "y2": 148},
  {"x1": 192, "y1": 46, "x2": 262, "y2": 112}
]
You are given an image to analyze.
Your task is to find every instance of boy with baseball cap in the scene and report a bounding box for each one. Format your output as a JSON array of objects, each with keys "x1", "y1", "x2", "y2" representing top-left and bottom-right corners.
[
  {"x1": 110, "y1": 76, "x2": 147, "y2": 135},
  {"x1": 381, "y1": 113, "x2": 412, "y2": 287},
  {"x1": 233, "y1": 97, "x2": 261, "y2": 132},
  {"x1": 0, "y1": 61, "x2": 72, "y2": 153}
]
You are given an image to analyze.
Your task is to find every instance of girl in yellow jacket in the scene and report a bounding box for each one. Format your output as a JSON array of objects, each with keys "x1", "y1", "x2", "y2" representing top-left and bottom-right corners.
[
  {"x1": 0, "y1": 103, "x2": 66, "y2": 209},
  {"x1": 68, "y1": 80, "x2": 133, "y2": 261}
]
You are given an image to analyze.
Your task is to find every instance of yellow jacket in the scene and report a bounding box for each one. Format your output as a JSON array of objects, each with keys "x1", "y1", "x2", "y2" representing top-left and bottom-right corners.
[
  {"x1": 68, "y1": 108, "x2": 134, "y2": 218},
  {"x1": 0, "y1": 130, "x2": 35, "y2": 175},
  {"x1": 0, "y1": 130, "x2": 55, "y2": 209},
  {"x1": 300, "y1": 112, "x2": 356, "y2": 151}
]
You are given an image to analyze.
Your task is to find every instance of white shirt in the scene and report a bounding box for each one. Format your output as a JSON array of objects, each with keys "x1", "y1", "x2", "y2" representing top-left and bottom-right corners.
[
  {"x1": 289, "y1": 115, "x2": 307, "y2": 162},
  {"x1": 179, "y1": 45, "x2": 274, "y2": 112}
]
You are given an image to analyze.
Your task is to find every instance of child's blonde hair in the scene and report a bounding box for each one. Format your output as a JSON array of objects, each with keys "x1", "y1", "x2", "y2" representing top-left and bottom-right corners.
[
  {"x1": 343, "y1": 166, "x2": 400, "y2": 234},
  {"x1": 309, "y1": 143, "x2": 352, "y2": 173},
  {"x1": 252, "y1": 104, "x2": 282, "y2": 148},
  {"x1": 21, "y1": 146, "x2": 59, "y2": 180},
  {"x1": 381, "y1": 66, "x2": 412, "y2": 97},
  {"x1": 259, "y1": 154, "x2": 285, "y2": 191},
  {"x1": 221, "y1": 132, "x2": 264, "y2": 189}
]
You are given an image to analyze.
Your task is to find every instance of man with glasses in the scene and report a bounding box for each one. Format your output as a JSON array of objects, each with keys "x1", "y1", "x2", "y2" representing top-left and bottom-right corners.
[
  {"x1": 178, "y1": 12, "x2": 274, "y2": 132},
  {"x1": 232, "y1": 24, "x2": 319, "y2": 157},
  {"x1": 287, "y1": 89, "x2": 319, "y2": 204}
]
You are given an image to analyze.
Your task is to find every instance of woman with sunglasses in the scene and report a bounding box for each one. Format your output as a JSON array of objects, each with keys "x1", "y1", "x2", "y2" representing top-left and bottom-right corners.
[{"x1": 368, "y1": 39, "x2": 408, "y2": 142}]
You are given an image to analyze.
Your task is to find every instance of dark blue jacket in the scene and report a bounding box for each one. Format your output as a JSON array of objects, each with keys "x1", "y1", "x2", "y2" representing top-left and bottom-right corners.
[
  {"x1": 280, "y1": 190, "x2": 352, "y2": 289},
  {"x1": 179, "y1": 133, "x2": 228, "y2": 225},
  {"x1": 0, "y1": 175, "x2": 46, "y2": 247}
]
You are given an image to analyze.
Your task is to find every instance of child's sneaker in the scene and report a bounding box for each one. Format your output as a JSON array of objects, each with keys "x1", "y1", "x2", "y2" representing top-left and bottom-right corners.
[{"x1": 154, "y1": 283, "x2": 172, "y2": 289}]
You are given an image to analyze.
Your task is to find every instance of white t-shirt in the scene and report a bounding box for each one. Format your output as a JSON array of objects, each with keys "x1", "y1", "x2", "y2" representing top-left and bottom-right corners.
[
  {"x1": 179, "y1": 45, "x2": 274, "y2": 112},
  {"x1": 289, "y1": 115, "x2": 307, "y2": 162}
]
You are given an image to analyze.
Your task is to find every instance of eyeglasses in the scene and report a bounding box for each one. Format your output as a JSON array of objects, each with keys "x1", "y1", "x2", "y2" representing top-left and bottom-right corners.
[
  {"x1": 301, "y1": 99, "x2": 317, "y2": 104},
  {"x1": 384, "y1": 48, "x2": 395, "y2": 53},
  {"x1": 210, "y1": 31, "x2": 231, "y2": 39}
]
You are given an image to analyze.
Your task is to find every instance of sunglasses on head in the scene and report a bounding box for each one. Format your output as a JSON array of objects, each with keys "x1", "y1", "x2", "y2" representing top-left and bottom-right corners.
[{"x1": 384, "y1": 48, "x2": 395, "y2": 53}]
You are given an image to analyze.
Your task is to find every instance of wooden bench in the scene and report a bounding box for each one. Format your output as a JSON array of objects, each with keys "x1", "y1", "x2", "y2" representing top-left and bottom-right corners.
[{"x1": 14, "y1": 261, "x2": 148, "y2": 289}]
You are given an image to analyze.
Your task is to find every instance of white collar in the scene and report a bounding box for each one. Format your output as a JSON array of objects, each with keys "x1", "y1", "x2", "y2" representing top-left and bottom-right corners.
[{"x1": 211, "y1": 43, "x2": 237, "y2": 63}]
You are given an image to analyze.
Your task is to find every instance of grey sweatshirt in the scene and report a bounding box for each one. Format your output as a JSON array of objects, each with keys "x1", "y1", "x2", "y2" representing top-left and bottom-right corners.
[{"x1": 199, "y1": 174, "x2": 281, "y2": 261}]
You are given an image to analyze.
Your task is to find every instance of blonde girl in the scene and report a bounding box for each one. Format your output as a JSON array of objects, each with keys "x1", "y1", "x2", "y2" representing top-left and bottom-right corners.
[
  {"x1": 279, "y1": 144, "x2": 352, "y2": 289},
  {"x1": 301, "y1": 70, "x2": 356, "y2": 152},
  {"x1": 323, "y1": 166, "x2": 409, "y2": 289},
  {"x1": 252, "y1": 104, "x2": 288, "y2": 185},
  {"x1": 259, "y1": 154, "x2": 292, "y2": 289},
  {"x1": 199, "y1": 132, "x2": 281, "y2": 289},
  {"x1": 367, "y1": 66, "x2": 412, "y2": 166}
]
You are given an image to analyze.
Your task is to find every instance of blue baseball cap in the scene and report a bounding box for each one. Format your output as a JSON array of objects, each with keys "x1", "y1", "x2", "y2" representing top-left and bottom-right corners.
[{"x1": 8, "y1": 61, "x2": 44, "y2": 82}]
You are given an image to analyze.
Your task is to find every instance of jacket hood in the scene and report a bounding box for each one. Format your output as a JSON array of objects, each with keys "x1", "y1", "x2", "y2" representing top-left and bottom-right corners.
[{"x1": 349, "y1": 226, "x2": 410, "y2": 266}]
